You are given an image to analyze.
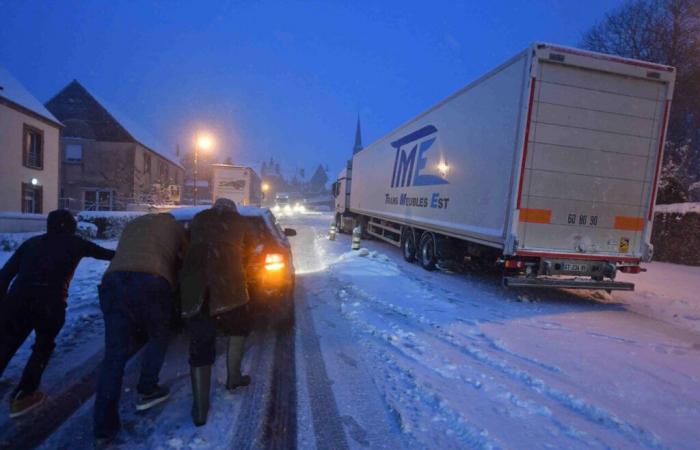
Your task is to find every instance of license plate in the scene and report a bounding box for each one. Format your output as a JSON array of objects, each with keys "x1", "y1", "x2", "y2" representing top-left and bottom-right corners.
[{"x1": 561, "y1": 263, "x2": 588, "y2": 272}]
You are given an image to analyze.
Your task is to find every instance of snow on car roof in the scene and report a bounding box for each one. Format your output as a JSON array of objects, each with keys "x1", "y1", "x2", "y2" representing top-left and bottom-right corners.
[
  {"x1": 0, "y1": 66, "x2": 61, "y2": 126},
  {"x1": 170, "y1": 205, "x2": 270, "y2": 221}
]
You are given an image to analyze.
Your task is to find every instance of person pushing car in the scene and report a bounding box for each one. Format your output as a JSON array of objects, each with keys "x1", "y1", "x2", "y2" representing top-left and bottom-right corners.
[
  {"x1": 179, "y1": 198, "x2": 254, "y2": 426},
  {"x1": 93, "y1": 212, "x2": 187, "y2": 445},
  {"x1": 0, "y1": 209, "x2": 115, "y2": 418}
]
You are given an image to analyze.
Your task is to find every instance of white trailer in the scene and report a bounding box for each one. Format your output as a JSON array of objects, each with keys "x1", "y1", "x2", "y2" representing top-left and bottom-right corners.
[
  {"x1": 211, "y1": 164, "x2": 262, "y2": 206},
  {"x1": 333, "y1": 43, "x2": 675, "y2": 290}
]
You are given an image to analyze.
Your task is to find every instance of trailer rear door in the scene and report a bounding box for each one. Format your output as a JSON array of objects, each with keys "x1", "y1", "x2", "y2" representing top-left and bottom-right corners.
[{"x1": 517, "y1": 57, "x2": 671, "y2": 260}]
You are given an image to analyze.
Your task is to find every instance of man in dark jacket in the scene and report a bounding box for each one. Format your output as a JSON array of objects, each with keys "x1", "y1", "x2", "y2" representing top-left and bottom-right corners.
[
  {"x1": 0, "y1": 209, "x2": 114, "y2": 418},
  {"x1": 179, "y1": 198, "x2": 253, "y2": 426},
  {"x1": 93, "y1": 213, "x2": 187, "y2": 444}
]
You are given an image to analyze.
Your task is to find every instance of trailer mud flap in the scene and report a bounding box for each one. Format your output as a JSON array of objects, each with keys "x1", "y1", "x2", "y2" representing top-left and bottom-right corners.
[{"x1": 503, "y1": 276, "x2": 634, "y2": 291}]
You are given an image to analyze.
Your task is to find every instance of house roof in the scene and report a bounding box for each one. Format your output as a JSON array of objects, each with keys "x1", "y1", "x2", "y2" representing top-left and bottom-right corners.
[
  {"x1": 45, "y1": 80, "x2": 183, "y2": 168},
  {"x1": 0, "y1": 66, "x2": 62, "y2": 126}
]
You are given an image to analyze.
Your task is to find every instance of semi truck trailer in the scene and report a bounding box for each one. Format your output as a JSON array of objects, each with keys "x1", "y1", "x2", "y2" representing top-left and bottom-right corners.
[
  {"x1": 211, "y1": 164, "x2": 262, "y2": 206},
  {"x1": 332, "y1": 43, "x2": 675, "y2": 291}
]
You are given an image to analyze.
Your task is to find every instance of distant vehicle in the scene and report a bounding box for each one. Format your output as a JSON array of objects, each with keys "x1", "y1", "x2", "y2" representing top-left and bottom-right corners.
[
  {"x1": 211, "y1": 164, "x2": 262, "y2": 206},
  {"x1": 171, "y1": 205, "x2": 297, "y2": 329},
  {"x1": 333, "y1": 42, "x2": 676, "y2": 291},
  {"x1": 273, "y1": 193, "x2": 293, "y2": 214}
]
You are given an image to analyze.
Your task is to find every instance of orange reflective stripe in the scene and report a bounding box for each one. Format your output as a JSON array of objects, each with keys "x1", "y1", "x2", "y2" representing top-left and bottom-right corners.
[
  {"x1": 614, "y1": 216, "x2": 645, "y2": 231},
  {"x1": 519, "y1": 208, "x2": 552, "y2": 224}
]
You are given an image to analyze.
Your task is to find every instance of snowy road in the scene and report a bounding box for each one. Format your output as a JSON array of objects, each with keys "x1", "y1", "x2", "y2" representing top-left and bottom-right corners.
[
  {"x1": 1, "y1": 215, "x2": 699, "y2": 449},
  {"x1": 286, "y1": 213, "x2": 700, "y2": 450}
]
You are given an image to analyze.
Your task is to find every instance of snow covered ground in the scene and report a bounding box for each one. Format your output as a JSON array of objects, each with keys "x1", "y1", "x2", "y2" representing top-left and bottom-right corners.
[
  {"x1": 288, "y1": 213, "x2": 700, "y2": 450},
  {"x1": 1, "y1": 215, "x2": 699, "y2": 449}
]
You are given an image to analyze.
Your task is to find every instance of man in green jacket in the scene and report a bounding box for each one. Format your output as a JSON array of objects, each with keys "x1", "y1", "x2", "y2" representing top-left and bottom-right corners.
[
  {"x1": 93, "y1": 213, "x2": 187, "y2": 444},
  {"x1": 180, "y1": 198, "x2": 253, "y2": 426}
]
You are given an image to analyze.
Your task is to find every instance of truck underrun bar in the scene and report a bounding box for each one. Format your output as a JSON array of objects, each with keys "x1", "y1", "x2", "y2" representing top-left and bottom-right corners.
[
  {"x1": 515, "y1": 251, "x2": 640, "y2": 264},
  {"x1": 503, "y1": 276, "x2": 635, "y2": 291}
]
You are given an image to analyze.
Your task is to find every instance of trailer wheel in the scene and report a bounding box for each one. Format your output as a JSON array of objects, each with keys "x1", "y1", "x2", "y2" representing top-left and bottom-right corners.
[
  {"x1": 419, "y1": 233, "x2": 437, "y2": 271},
  {"x1": 402, "y1": 229, "x2": 416, "y2": 262}
]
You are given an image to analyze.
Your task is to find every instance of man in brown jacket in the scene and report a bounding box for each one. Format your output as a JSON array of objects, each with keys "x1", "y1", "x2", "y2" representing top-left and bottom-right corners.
[
  {"x1": 179, "y1": 198, "x2": 253, "y2": 426},
  {"x1": 93, "y1": 213, "x2": 187, "y2": 445}
]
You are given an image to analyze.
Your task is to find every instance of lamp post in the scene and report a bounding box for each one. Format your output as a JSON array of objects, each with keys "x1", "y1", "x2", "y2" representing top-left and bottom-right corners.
[
  {"x1": 262, "y1": 182, "x2": 270, "y2": 203},
  {"x1": 194, "y1": 133, "x2": 213, "y2": 206}
]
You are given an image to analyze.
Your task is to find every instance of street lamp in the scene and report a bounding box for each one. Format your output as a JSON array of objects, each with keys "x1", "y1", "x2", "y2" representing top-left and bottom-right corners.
[
  {"x1": 194, "y1": 133, "x2": 214, "y2": 206},
  {"x1": 261, "y1": 182, "x2": 270, "y2": 203}
]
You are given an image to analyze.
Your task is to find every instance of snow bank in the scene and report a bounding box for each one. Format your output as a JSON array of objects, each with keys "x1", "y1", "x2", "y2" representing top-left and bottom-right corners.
[
  {"x1": 76, "y1": 221, "x2": 98, "y2": 239},
  {"x1": 76, "y1": 211, "x2": 145, "y2": 238},
  {"x1": 651, "y1": 203, "x2": 700, "y2": 266},
  {"x1": 0, "y1": 232, "x2": 41, "y2": 251},
  {"x1": 654, "y1": 202, "x2": 700, "y2": 214}
]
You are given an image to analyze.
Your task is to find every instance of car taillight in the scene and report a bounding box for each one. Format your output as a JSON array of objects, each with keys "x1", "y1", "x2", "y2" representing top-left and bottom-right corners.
[{"x1": 265, "y1": 253, "x2": 285, "y2": 271}]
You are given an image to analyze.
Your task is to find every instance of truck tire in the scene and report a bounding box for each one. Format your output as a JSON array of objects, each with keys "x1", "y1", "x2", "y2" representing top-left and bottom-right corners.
[
  {"x1": 419, "y1": 233, "x2": 437, "y2": 271},
  {"x1": 402, "y1": 229, "x2": 416, "y2": 262}
]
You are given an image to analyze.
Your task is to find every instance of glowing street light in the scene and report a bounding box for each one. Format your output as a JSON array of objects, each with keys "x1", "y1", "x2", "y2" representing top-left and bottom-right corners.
[
  {"x1": 194, "y1": 132, "x2": 214, "y2": 206},
  {"x1": 197, "y1": 134, "x2": 213, "y2": 151},
  {"x1": 262, "y1": 182, "x2": 270, "y2": 192}
]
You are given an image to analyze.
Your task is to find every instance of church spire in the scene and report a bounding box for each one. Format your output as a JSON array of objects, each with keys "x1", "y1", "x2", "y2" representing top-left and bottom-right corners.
[{"x1": 352, "y1": 115, "x2": 363, "y2": 154}]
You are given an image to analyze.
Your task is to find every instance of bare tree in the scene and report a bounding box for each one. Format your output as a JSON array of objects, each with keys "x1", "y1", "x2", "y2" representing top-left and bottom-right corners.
[{"x1": 582, "y1": 0, "x2": 700, "y2": 191}]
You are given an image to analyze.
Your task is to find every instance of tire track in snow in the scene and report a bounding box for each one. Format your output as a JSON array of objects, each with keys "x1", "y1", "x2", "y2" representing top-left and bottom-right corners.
[
  {"x1": 333, "y1": 274, "x2": 666, "y2": 450},
  {"x1": 334, "y1": 282, "x2": 599, "y2": 449}
]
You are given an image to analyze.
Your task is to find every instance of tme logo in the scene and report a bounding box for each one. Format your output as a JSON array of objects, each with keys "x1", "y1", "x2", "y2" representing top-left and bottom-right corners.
[{"x1": 389, "y1": 125, "x2": 448, "y2": 188}]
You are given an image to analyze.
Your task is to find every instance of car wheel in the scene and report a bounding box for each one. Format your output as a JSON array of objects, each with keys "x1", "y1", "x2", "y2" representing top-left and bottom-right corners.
[
  {"x1": 402, "y1": 229, "x2": 416, "y2": 262},
  {"x1": 419, "y1": 233, "x2": 437, "y2": 271}
]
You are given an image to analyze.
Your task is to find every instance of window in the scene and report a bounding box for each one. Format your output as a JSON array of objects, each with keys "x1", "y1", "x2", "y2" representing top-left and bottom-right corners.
[
  {"x1": 21, "y1": 183, "x2": 43, "y2": 213},
  {"x1": 144, "y1": 153, "x2": 152, "y2": 173},
  {"x1": 59, "y1": 189, "x2": 71, "y2": 209},
  {"x1": 23, "y1": 124, "x2": 43, "y2": 169},
  {"x1": 65, "y1": 144, "x2": 83, "y2": 163},
  {"x1": 84, "y1": 189, "x2": 114, "y2": 211}
]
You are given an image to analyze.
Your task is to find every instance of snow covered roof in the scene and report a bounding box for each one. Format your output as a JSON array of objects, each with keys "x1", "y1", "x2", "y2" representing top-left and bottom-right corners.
[
  {"x1": 45, "y1": 80, "x2": 182, "y2": 169},
  {"x1": 654, "y1": 202, "x2": 700, "y2": 214},
  {"x1": 0, "y1": 66, "x2": 61, "y2": 126},
  {"x1": 90, "y1": 90, "x2": 183, "y2": 169}
]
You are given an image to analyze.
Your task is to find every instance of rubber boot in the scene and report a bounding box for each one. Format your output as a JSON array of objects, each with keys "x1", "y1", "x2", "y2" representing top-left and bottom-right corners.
[
  {"x1": 190, "y1": 365, "x2": 211, "y2": 426},
  {"x1": 226, "y1": 336, "x2": 251, "y2": 390}
]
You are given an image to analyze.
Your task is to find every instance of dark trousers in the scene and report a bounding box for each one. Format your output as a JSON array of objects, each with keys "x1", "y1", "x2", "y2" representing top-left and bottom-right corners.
[
  {"x1": 93, "y1": 271, "x2": 172, "y2": 437},
  {"x1": 0, "y1": 289, "x2": 66, "y2": 396},
  {"x1": 188, "y1": 303, "x2": 250, "y2": 367}
]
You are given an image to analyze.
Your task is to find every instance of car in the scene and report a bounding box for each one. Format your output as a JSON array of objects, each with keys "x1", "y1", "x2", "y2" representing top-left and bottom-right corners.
[{"x1": 170, "y1": 205, "x2": 297, "y2": 330}]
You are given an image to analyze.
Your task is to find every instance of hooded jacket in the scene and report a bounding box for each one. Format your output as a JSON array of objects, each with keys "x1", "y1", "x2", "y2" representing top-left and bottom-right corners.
[
  {"x1": 179, "y1": 204, "x2": 253, "y2": 318},
  {"x1": 105, "y1": 213, "x2": 187, "y2": 289},
  {"x1": 0, "y1": 210, "x2": 115, "y2": 301}
]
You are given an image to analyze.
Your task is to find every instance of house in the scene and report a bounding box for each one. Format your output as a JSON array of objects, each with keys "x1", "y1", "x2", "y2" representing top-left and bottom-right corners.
[
  {"x1": 45, "y1": 80, "x2": 184, "y2": 211},
  {"x1": 0, "y1": 66, "x2": 62, "y2": 230}
]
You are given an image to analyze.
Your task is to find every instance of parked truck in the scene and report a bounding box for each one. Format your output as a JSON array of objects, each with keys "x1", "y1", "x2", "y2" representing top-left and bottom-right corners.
[
  {"x1": 211, "y1": 164, "x2": 262, "y2": 206},
  {"x1": 333, "y1": 43, "x2": 675, "y2": 291}
]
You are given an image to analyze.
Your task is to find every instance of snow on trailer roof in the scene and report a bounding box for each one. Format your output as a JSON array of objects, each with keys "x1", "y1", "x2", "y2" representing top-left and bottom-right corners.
[
  {"x1": 0, "y1": 66, "x2": 62, "y2": 126},
  {"x1": 169, "y1": 205, "x2": 270, "y2": 221}
]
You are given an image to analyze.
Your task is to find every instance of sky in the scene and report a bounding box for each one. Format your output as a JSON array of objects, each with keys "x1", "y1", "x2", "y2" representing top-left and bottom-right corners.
[{"x1": 0, "y1": 0, "x2": 624, "y2": 179}]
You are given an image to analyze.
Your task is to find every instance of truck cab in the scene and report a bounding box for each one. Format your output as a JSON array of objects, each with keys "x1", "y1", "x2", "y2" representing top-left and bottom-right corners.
[{"x1": 332, "y1": 161, "x2": 353, "y2": 231}]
